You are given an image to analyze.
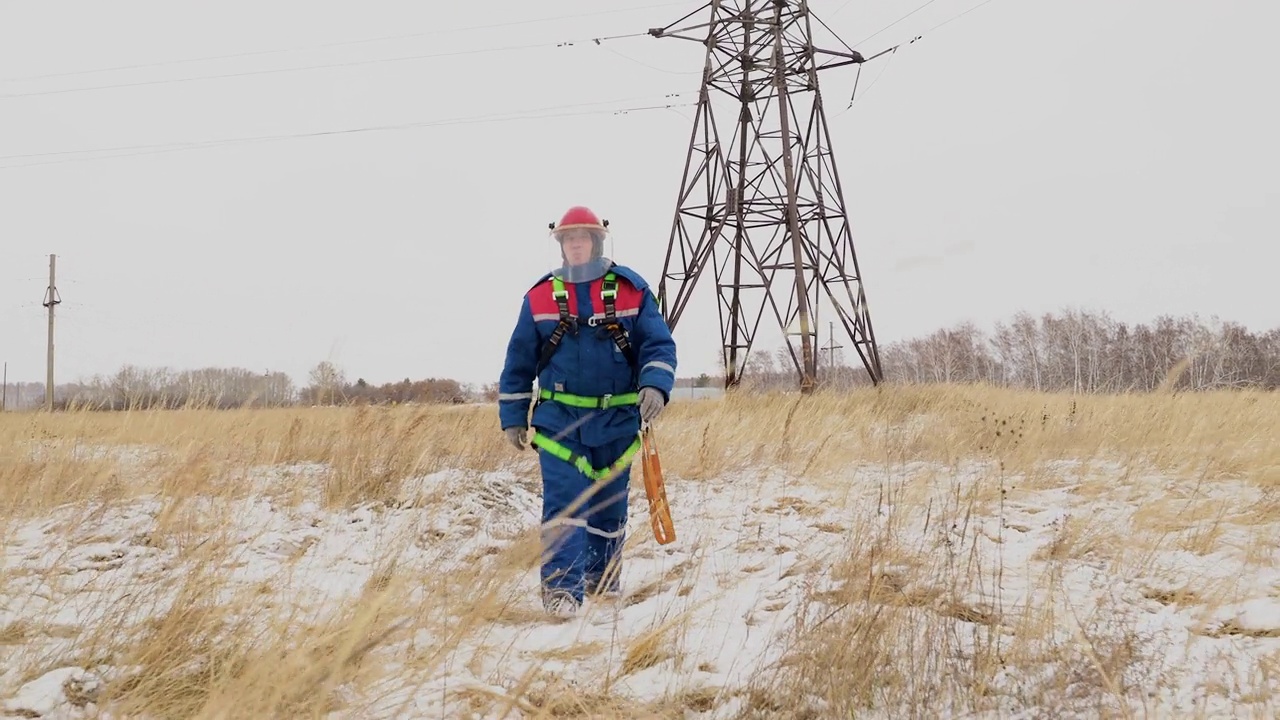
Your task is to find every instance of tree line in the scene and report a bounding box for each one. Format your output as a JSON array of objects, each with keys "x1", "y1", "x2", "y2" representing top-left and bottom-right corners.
[
  {"x1": 2, "y1": 361, "x2": 486, "y2": 411},
  {"x1": 728, "y1": 309, "x2": 1280, "y2": 393},
  {"x1": 2, "y1": 308, "x2": 1275, "y2": 411}
]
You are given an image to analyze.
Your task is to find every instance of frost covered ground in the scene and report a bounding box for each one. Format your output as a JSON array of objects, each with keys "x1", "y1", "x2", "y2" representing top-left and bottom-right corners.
[{"x1": 3, "y1": 441, "x2": 1279, "y2": 718}]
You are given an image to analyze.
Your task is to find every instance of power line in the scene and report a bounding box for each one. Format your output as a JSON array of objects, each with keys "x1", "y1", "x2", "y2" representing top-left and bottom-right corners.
[
  {"x1": 0, "y1": 1, "x2": 690, "y2": 85},
  {"x1": 828, "y1": 0, "x2": 1000, "y2": 58},
  {"x1": 0, "y1": 93, "x2": 695, "y2": 169},
  {"x1": 918, "y1": 0, "x2": 1001, "y2": 36},
  {"x1": 839, "y1": 0, "x2": 1007, "y2": 109},
  {"x1": 851, "y1": 0, "x2": 944, "y2": 49},
  {"x1": 0, "y1": 91, "x2": 689, "y2": 162},
  {"x1": 0, "y1": 31, "x2": 651, "y2": 101},
  {"x1": 0, "y1": 0, "x2": 1008, "y2": 166},
  {"x1": 599, "y1": 46, "x2": 701, "y2": 76}
]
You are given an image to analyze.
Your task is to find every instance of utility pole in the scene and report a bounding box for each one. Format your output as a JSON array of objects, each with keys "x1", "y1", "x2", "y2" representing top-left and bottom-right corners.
[
  {"x1": 42, "y1": 254, "x2": 61, "y2": 412},
  {"x1": 2, "y1": 361, "x2": 7, "y2": 412},
  {"x1": 821, "y1": 321, "x2": 843, "y2": 379}
]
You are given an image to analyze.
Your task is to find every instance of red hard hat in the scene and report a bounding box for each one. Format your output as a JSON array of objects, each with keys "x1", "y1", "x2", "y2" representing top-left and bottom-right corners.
[{"x1": 549, "y1": 206, "x2": 609, "y2": 234}]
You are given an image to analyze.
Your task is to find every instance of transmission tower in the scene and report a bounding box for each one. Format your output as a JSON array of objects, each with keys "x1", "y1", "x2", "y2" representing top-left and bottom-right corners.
[{"x1": 651, "y1": 0, "x2": 883, "y2": 393}]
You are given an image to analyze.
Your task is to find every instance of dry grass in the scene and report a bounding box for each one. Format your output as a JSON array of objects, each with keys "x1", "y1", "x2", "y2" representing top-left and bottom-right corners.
[{"x1": 1, "y1": 383, "x2": 1277, "y2": 718}]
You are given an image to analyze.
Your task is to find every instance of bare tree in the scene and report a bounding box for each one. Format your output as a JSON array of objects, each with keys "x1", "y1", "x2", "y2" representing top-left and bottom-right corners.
[
  {"x1": 856, "y1": 308, "x2": 1277, "y2": 394},
  {"x1": 307, "y1": 361, "x2": 346, "y2": 406}
]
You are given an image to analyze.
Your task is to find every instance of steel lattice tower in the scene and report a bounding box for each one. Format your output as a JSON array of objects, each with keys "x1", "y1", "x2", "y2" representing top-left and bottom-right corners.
[{"x1": 650, "y1": 0, "x2": 883, "y2": 392}]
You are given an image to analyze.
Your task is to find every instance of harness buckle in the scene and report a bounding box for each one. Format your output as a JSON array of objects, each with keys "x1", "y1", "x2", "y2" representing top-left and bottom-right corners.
[
  {"x1": 600, "y1": 394, "x2": 613, "y2": 408},
  {"x1": 586, "y1": 315, "x2": 601, "y2": 327}
]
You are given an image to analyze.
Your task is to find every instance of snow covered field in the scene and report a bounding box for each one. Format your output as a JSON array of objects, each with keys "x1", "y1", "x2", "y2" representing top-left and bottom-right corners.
[{"x1": 2, "y1": 389, "x2": 1278, "y2": 718}]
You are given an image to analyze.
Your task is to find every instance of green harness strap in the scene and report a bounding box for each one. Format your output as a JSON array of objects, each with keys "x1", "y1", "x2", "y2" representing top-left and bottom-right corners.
[
  {"x1": 534, "y1": 277, "x2": 575, "y2": 377},
  {"x1": 530, "y1": 430, "x2": 643, "y2": 482},
  {"x1": 538, "y1": 387, "x2": 638, "y2": 409}
]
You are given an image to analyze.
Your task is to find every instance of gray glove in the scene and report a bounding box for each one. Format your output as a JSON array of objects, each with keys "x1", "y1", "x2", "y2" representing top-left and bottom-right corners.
[
  {"x1": 504, "y1": 426, "x2": 527, "y2": 451},
  {"x1": 637, "y1": 387, "x2": 666, "y2": 423}
]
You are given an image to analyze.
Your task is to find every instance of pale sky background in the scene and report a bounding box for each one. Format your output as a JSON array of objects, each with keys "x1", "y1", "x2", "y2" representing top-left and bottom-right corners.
[{"x1": 1, "y1": 0, "x2": 1275, "y2": 389}]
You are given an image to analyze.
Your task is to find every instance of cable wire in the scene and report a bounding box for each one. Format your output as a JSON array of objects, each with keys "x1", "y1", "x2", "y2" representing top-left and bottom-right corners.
[
  {"x1": 0, "y1": 1, "x2": 690, "y2": 85},
  {"x1": 0, "y1": 31, "x2": 650, "y2": 101},
  {"x1": 917, "y1": 0, "x2": 999, "y2": 36},
  {"x1": 852, "y1": 0, "x2": 944, "y2": 49},
  {"x1": 0, "y1": 93, "x2": 695, "y2": 170},
  {"x1": 839, "y1": 0, "x2": 1005, "y2": 109},
  {"x1": 0, "y1": 1, "x2": 1008, "y2": 166}
]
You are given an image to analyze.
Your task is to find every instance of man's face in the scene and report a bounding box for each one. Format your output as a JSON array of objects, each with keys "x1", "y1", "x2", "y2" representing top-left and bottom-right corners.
[{"x1": 560, "y1": 229, "x2": 594, "y2": 265}]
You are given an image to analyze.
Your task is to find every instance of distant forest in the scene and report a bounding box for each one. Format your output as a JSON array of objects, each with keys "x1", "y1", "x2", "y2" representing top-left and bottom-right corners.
[
  {"x1": 2, "y1": 308, "x2": 1275, "y2": 411},
  {"x1": 727, "y1": 309, "x2": 1280, "y2": 394}
]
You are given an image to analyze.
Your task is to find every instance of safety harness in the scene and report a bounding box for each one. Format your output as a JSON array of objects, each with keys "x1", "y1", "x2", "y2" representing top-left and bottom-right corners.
[
  {"x1": 535, "y1": 270, "x2": 637, "y2": 377},
  {"x1": 530, "y1": 268, "x2": 644, "y2": 481},
  {"x1": 598, "y1": 272, "x2": 638, "y2": 366},
  {"x1": 530, "y1": 429, "x2": 643, "y2": 483}
]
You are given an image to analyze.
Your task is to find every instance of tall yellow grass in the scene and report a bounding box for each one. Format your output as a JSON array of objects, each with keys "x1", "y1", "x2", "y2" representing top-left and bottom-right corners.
[{"x1": 1, "y1": 384, "x2": 1276, "y2": 718}]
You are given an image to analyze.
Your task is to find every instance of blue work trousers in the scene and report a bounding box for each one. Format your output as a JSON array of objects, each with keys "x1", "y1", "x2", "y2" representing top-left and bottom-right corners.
[{"x1": 537, "y1": 432, "x2": 633, "y2": 602}]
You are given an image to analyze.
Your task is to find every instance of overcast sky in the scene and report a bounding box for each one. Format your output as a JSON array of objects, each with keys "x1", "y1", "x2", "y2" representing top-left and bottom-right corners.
[{"x1": 1, "y1": 0, "x2": 1275, "y2": 389}]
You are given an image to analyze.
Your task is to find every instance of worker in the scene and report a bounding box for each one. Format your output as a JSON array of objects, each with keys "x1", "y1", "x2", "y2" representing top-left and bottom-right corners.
[{"x1": 498, "y1": 205, "x2": 677, "y2": 617}]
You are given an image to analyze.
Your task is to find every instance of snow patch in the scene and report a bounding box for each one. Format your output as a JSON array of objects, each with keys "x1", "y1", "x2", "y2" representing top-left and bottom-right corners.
[{"x1": 2, "y1": 460, "x2": 1278, "y2": 717}]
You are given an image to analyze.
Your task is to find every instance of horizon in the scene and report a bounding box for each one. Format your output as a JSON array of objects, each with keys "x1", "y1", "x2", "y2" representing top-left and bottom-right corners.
[{"x1": 0, "y1": 303, "x2": 1277, "y2": 388}]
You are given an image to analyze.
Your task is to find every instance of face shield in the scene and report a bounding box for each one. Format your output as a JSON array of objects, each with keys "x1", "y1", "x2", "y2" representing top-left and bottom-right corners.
[{"x1": 550, "y1": 225, "x2": 614, "y2": 283}]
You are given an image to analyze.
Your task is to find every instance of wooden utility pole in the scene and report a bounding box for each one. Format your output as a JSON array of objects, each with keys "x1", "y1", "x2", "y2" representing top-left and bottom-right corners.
[
  {"x1": 42, "y1": 254, "x2": 61, "y2": 411},
  {"x1": 822, "y1": 321, "x2": 844, "y2": 375},
  {"x1": 2, "y1": 361, "x2": 7, "y2": 412}
]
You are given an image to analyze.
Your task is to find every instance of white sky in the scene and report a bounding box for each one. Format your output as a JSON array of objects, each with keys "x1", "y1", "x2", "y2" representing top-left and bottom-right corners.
[{"x1": 1, "y1": 0, "x2": 1275, "y2": 388}]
